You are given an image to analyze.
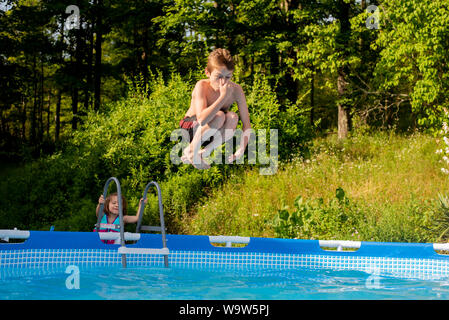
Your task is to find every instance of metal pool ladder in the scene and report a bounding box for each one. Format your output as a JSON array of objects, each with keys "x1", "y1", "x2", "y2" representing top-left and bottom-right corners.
[{"x1": 96, "y1": 177, "x2": 169, "y2": 268}]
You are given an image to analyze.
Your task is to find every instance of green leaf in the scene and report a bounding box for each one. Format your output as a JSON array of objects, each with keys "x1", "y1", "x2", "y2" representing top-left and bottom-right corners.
[{"x1": 336, "y1": 187, "x2": 345, "y2": 202}]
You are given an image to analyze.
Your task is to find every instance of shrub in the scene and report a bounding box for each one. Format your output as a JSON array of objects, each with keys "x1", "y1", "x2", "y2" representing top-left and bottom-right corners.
[
  {"x1": 244, "y1": 75, "x2": 314, "y2": 161},
  {"x1": 434, "y1": 194, "x2": 449, "y2": 242},
  {"x1": 273, "y1": 187, "x2": 365, "y2": 240},
  {"x1": 273, "y1": 187, "x2": 439, "y2": 243}
]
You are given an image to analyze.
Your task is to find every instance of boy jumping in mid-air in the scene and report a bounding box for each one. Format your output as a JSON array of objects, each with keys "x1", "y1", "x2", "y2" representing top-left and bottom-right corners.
[{"x1": 179, "y1": 48, "x2": 251, "y2": 169}]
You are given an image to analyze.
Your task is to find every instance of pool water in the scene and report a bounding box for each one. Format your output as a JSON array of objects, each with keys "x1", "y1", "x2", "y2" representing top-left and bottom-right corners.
[{"x1": 1, "y1": 266, "x2": 449, "y2": 300}]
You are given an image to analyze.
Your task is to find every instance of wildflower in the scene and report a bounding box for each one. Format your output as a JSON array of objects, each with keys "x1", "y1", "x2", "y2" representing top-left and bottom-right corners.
[
  {"x1": 444, "y1": 136, "x2": 449, "y2": 146},
  {"x1": 442, "y1": 168, "x2": 449, "y2": 174},
  {"x1": 443, "y1": 122, "x2": 449, "y2": 134}
]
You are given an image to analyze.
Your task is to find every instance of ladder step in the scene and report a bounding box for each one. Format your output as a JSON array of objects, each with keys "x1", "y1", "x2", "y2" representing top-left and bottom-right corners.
[
  {"x1": 118, "y1": 247, "x2": 169, "y2": 255},
  {"x1": 140, "y1": 226, "x2": 164, "y2": 232},
  {"x1": 99, "y1": 232, "x2": 140, "y2": 241},
  {"x1": 97, "y1": 223, "x2": 120, "y2": 230}
]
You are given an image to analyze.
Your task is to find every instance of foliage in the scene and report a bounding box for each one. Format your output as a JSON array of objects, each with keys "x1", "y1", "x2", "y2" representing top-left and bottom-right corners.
[
  {"x1": 0, "y1": 72, "x2": 199, "y2": 232},
  {"x1": 243, "y1": 74, "x2": 315, "y2": 161},
  {"x1": 435, "y1": 117, "x2": 449, "y2": 174},
  {"x1": 433, "y1": 119, "x2": 449, "y2": 241},
  {"x1": 373, "y1": 0, "x2": 449, "y2": 130},
  {"x1": 273, "y1": 188, "x2": 365, "y2": 240},
  {"x1": 2, "y1": 0, "x2": 449, "y2": 242},
  {"x1": 272, "y1": 188, "x2": 438, "y2": 243},
  {"x1": 435, "y1": 194, "x2": 449, "y2": 242},
  {"x1": 0, "y1": 69, "x2": 314, "y2": 233},
  {"x1": 2, "y1": 0, "x2": 449, "y2": 163},
  {"x1": 186, "y1": 131, "x2": 446, "y2": 242}
]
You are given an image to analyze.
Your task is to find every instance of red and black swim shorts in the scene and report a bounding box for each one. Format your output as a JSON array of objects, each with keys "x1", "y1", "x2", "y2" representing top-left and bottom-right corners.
[{"x1": 179, "y1": 115, "x2": 213, "y2": 146}]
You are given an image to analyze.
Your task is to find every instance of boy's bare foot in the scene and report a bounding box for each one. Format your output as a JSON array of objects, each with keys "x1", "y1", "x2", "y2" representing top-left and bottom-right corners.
[{"x1": 181, "y1": 149, "x2": 211, "y2": 170}]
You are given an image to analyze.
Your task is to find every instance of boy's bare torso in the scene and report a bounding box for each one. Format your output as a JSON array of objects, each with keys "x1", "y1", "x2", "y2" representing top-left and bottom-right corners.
[{"x1": 185, "y1": 79, "x2": 237, "y2": 118}]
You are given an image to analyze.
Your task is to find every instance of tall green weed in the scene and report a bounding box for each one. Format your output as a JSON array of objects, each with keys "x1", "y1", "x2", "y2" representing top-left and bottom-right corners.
[
  {"x1": 273, "y1": 188, "x2": 366, "y2": 240},
  {"x1": 273, "y1": 187, "x2": 440, "y2": 243}
]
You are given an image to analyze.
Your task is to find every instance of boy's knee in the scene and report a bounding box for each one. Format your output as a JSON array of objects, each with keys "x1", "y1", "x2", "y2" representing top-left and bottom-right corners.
[
  {"x1": 226, "y1": 111, "x2": 239, "y2": 126},
  {"x1": 213, "y1": 111, "x2": 226, "y2": 127},
  {"x1": 216, "y1": 110, "x2": 226, "y2": 118}
]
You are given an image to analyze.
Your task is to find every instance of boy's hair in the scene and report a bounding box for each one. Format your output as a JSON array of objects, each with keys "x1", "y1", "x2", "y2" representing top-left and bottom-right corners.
[
  {"x1": 206, "y1": 48, "x2": 235, "y2": 72},
  {"x1": 104, "y1": 192, "x2": 128, "y2": 215}
]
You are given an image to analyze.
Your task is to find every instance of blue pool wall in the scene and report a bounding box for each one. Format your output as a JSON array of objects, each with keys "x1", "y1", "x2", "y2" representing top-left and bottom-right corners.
[
  {"x1": 1, "y1": 231, "x2": 449, "y2": 280},
  {"x1": 0, "y1": 231, "x2": 447, "y2": 260}
]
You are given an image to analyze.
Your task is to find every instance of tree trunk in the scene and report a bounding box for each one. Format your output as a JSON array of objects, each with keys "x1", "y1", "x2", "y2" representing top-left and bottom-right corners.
[
  {"x1": 94, "y1": 0, "x2": 103, "y2": 111},
  {"x1": 338, "y1": 107, "x2": 349, "y2": 139},
  {"x1": 55, "y1": 17, "x2": 64, "y2": 142},
  {"x1": 142, "y1": 28, "x2": 149, "y2": 96},
  {"x1": 71, "y1": 86, "x2": 78, "y2": 131},
  {"x1": 310, "y1": 68, "x2": 315, "y2": 125},
  {"x1": 39, "y1": 55, "x2": 44, "y2": 142},
  {"x1": 21, "y1": 97, "x2": 26, "y2": 140},
  {"x1": 336, "y1": 0, "x2": 351, "y2": 140},
  {"x1": 337, "y1": 70, "x2": 350, "y2": 140},
  {"x1": 55, "y1": 90, "x2": 61, "y2": 142},
  {"x1": 72, "y1": 25, "x2": 82, "y2": 130},
  {"x1": 47, "y1": 90, "x2": 50, "y2": 137},
  {"x1": 31, "y1": 55, "x2": 37, "y2": 144},
  {"x1": 84, "y1": 22, "x2": 93, "y2": 111}
]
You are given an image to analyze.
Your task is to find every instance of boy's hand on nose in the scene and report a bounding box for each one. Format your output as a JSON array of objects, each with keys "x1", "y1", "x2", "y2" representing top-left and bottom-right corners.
[{"x1": 219, "y1": 82, "x2": 230, "y2": 98}]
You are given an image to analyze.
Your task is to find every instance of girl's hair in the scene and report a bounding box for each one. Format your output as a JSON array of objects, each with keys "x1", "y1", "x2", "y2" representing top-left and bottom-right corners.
[
  {"x1": 206, "y1": 48, "x2": 235, "y2": 72},
  {"x1": 104, "y1": 193, "x2": 128, "y2": 215}
]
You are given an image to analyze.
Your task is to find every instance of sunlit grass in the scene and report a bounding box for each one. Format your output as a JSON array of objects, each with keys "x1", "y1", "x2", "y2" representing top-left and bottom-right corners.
[{"x1": 183, "y1": 130, "x2": 449, "y2": 242}]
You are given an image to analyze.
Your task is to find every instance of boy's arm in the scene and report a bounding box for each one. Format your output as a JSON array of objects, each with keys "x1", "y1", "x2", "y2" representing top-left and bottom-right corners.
[
  {"x1": 228, "y1": 85, "x2": 251, "y2": 162},
  {"x1": 193, "y1": 81, "x2": 229, "y2": 126},
  {"x1": 235, "y1": 84, "x2": 251, "y2": 151}
]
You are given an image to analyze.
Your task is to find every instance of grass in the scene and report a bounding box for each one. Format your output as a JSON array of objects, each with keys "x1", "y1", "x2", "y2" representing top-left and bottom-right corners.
[{"x1": 182, "y1": 130, "x2": 449, "y2": 243}]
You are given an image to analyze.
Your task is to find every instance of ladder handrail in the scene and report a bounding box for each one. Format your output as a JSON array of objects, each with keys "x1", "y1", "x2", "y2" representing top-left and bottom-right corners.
[
  {"x1": 136, "y1": 181, "x2": 167, "y2": 248},
  {"x1": 95, "y1": 177, "x2": 127, "y2": 267},
  {"x1": 135, "y1": 181, "x2": 169, "y2": 267}
]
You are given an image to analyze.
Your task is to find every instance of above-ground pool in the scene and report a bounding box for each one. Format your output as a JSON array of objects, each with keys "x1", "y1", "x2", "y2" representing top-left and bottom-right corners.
[{"x1": 1, "y1": 230, "x2": 449, "y2": 300}]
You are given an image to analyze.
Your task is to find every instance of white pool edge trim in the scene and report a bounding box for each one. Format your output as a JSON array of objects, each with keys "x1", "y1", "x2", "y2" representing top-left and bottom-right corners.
[
  {"x1": 319, "y1": 240, "x2": 361, "y2": 251},
  {"x1": 118, "y1": 247, "x2": 169, "y2": 255}
]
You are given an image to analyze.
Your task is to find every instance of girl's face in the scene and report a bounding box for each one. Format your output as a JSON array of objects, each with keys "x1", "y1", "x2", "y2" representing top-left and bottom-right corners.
[
  {"x1": 206, "y1": 66, "x2": 233, "y2": 90},
  {"x1": 108, "y1": 195, "x2": 119, "y2": 215}
]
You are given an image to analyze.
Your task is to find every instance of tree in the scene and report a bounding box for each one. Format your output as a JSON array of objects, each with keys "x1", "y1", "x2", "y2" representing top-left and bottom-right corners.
[{"x1": 372, "y1": 0, "x2": 449, "y2": 131}]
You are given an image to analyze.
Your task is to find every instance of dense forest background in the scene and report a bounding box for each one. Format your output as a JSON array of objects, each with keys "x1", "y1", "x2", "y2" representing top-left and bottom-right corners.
[{"x1": 1, "y1": 0, "x2": 449, "y2": 240}]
